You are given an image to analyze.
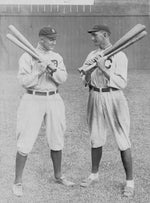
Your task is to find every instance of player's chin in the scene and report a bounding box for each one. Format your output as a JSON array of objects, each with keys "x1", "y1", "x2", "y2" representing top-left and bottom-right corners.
[
  {"x1": 95, "y1": 43, "x2": 100, "y2": 47},
  {"x1": 47, "y1": 46, "x2": 54, "y2": 51},
  {"x1": 49, "y1": 46, "x2": 55, "y2": 50},
  {"x1": 94, "y1": 42, "x2": 99, "y2": 46}
]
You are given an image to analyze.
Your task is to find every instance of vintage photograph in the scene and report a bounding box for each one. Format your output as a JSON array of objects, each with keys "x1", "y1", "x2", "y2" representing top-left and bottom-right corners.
[{"x1": 0, "y1": 0, "x2": 150, "y2": 202}]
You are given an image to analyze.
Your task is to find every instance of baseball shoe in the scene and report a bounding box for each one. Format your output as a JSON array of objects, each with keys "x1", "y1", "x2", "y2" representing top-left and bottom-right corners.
[
  {"x1": 55, "y1": 176, "x2": 75, "y2": 187},
  {"x1": 122, "y1": 186, "x2": 135, "y2": 198},
  {"x1": 12, "y1": 183, "x2": 23, "y2": 197},
  {"x1": 80, "y1": 174, "x2": 99, "y2": 187}
]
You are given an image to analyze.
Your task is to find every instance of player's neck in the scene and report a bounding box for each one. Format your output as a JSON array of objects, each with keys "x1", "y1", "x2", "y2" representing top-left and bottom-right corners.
[
  {"x1": 104, "y1": 42, "x2": 112, "y2": 50},
  {"x1": 99, "y1": 42, "x2": 111, "y2": 50},
  {"x1": 37, "y1": 42, "x2": 50, "y2": 52}
]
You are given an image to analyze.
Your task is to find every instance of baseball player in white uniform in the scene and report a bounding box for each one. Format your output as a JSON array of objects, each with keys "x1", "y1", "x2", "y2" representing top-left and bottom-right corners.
[
  {"x1": 80, "y1": 24, "x2": 134, "y2": 197},
  {"x1": 13, "y1": 26, "x2": 75, "y2": 197}
]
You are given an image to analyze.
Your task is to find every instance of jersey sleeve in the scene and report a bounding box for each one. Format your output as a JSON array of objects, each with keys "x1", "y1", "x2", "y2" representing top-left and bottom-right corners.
[
  {"x1": 109, "y1": 52, "x2": 128, "y2": 89},
  {"x1": 17, "y1": 53, "x2": 40, "y2": 89}
]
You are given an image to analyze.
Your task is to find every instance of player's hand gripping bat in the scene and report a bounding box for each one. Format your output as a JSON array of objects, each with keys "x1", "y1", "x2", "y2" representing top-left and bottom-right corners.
[
  {"x1": 6, "y1": 25, "x2": 57, "y2": 73},
  {"x1": 78, "y1": 24, "x2": 147, "y2": 74}
]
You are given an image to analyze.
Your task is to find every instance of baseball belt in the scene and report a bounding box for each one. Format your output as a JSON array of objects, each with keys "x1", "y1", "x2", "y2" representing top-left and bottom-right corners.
[
  {"x1": 89, "y1": 85, "x2": 118, "y2": 92},
  {"x1": 27, "y1": 89, "x2": 58, "y2": 96}
]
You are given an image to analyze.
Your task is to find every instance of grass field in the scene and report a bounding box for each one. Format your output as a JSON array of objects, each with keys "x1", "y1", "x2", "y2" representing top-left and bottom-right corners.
[{"x1": 0, "y1": 69, "x2": 150, "y2": 203}]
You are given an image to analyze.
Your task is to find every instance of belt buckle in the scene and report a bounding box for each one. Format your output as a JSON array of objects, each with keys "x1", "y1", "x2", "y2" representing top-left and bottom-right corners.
[
  {"x1": 44, "y1": 91, "x2": 50, "y2": 96},
  {"x1": 99, "y1": 87, "x2": 102, "y2": 92}
]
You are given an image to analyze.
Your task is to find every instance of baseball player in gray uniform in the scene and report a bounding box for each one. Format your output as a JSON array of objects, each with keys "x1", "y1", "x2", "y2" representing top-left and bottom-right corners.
[
  {"x1": 80, "y1": 24, "x2": 134, "y2": 197},
  {"x1": 12, "y1": 26, "x2": 75, "y2": 197}
]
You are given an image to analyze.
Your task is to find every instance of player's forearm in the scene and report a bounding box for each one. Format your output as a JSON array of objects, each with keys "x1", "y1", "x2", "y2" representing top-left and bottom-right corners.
[
  {"x1": 48, "y1": 69, "x2": 68, "y2": 84},
  {"x1": 100, "y1": 68, "x2": 110, "y2": 80},
  {"x1": 109, "y1": 74, "x2": 127, "y2": 89},
  {"x1": 17, "y1": 72, "x2": 40, "y2": 88},
  {"x1": 99, "y1": 67, "x2": 127, "y2": 89}
]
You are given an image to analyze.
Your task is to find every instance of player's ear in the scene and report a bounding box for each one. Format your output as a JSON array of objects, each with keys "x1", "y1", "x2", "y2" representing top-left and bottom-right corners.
[{"x1": 103, "y1": 32, "x2": 107, "y2": 38}]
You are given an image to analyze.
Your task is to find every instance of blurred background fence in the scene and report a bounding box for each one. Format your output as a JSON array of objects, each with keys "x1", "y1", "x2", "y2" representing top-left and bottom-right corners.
[{"x1": 0, "y1": 0, "x2": 149, "y2": 71}]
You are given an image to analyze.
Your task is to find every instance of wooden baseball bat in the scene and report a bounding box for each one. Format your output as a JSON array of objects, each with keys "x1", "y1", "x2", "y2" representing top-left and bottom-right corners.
[
  {"x1": 78, "y1": 30, "x2": 147, "y2": 73},
  {"x1": 6, "y1": 33, "x2": 39, "y2": 60},
  {"x1": 103, "y1": 23, "x2": 146, "y2": 56},
  {"x1": 79, "y1": 24, "x2": 146, "y2": 72},
  {"x1": 106, "y1": 30, "x2": 147, "y2": 58},
  {"x1": 7, "y1": 31, "x2": 57, "y2": 72},
  {"x1": 8, "y1": 25, "x2": 47, "y2": 63},
  {"x1": 8, "y1": 25, "x2": 39, "y2": 57}
]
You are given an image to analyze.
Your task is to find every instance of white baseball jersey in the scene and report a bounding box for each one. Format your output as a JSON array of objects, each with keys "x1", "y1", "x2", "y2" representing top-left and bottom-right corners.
[
  {"x1": 16, "y1": 44, "x2": 67, "y2": 154},
  {"x1": 82, "y1": 48, "x2": 131, "y2": 151},
  {"x1": 17, "y1": 44, "x2": 67, "y2": 90}
]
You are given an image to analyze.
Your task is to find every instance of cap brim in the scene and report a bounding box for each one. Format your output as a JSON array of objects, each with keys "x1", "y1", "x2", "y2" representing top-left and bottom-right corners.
[
  {"x1": 87, "y1": 29, "x2": 97, "y2": 33},
  {"x1": 46, "y1": 34, "x2": 57, "y2": 40}
]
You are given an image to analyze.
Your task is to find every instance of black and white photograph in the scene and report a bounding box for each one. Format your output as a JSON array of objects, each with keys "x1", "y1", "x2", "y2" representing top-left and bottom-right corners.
[{"x1": 0, "y1": 0, "x2": 150, "y2": 202}]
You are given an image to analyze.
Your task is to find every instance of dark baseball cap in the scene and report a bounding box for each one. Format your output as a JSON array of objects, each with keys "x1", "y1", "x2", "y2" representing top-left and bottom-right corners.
[
  {"x1": 88, "y1": 24, "x2": 111, "y2": 35},
  {"x1": 39, "y1": 26, "x2": 57, "y2": 40}
]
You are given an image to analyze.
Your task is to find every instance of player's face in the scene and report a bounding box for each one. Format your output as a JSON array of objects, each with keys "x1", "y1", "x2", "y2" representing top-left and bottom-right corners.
[
  {"x1": 91, "y1": 31, "x2": 106, "y2": 48},
  {"x1": 39, "y1": 36, "x2": 56, "y2": 51}
]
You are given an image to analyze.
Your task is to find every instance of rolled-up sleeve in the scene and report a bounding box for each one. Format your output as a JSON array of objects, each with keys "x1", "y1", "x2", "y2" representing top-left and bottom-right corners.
[
  {"x1": 52, "y1": 56, "x2": 68, "y2": 84},
  {"x1": 109, "y1": 52, "x2": 128, "y2": 89},
  {"x1": 17, "y1": 53, "x2": 39, "y2": 89}
]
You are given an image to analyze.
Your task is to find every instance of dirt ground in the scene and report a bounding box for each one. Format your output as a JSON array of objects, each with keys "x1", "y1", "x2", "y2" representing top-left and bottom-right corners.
[{"x1": 0, "y1": 69, "x2": 150, "y2": 203}]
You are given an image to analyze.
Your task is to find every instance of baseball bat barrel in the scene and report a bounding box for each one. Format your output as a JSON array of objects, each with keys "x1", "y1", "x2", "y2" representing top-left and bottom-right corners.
[
  {"x1": 7, "y1": 33, "x2": 57, "y2": 73},
  {"x1": 78, "y1": 30, "x2": 147, "y2": 73},
  {"x1": 103, "y1": 24, "x2": 146, "y2": 56},
  {"x1": 80, "y1": 24, "x2": 146, "y2": 71},
  {"x1": 106, "y1": 30, "x2": 147, "y2": 59},
  {"x1": 6, "y1": 33, "x2": 39, "y2": 60},
  {"x1": 8, "y1": 25, "x2": 41, "y2": 59}
]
